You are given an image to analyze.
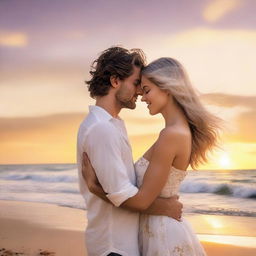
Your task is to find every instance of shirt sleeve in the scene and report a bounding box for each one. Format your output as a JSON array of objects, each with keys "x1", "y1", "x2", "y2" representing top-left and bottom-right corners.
[{"x1": 84, "y1": 121, "x2": 138, "y2": 207}]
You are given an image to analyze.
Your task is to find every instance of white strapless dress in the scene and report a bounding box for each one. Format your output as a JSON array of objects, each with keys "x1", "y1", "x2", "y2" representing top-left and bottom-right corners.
[{"x1": 135, "y1": 157, "x2": 207, "y2": 256}]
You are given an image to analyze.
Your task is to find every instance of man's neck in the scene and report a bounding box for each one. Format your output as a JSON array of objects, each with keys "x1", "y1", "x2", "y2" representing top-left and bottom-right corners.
[{"x1": 95, "y1": 95, "x2": 121, "y2": 118}]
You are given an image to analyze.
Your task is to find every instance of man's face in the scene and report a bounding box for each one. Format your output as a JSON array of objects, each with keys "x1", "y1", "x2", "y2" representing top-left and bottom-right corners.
[{"x1": 115, "y1": 66, "x2": 142, "y2": 109}]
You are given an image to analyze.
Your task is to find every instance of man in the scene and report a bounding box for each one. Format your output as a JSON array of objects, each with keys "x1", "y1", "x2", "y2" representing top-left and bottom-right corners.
[{"x1": 77, "y1": 47, "x2": 182, "y2": 256}]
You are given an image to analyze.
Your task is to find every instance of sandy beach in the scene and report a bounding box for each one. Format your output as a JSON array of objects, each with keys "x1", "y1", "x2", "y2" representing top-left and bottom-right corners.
[
  {"x1": 0, "y1": 200, "x2": 255, "y2": 256},
  {"x1": 0, "y1": 200, "x2": 87, "y2": 256}
]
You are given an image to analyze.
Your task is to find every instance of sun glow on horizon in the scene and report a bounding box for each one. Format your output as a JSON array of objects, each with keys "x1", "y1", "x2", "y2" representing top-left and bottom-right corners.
[{"x1": 218, "y1": 153, "x2": 232, "y2": 169}]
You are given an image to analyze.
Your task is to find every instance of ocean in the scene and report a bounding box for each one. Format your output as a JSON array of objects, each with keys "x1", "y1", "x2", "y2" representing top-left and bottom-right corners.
[{"x1": 0, "y1": 164, "x2": 255, "y2": 217}]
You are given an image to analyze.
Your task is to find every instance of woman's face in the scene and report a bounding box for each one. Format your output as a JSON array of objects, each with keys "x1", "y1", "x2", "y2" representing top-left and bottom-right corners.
[{"x1": 141, "y1": 75, "x2": 170, "y2": 115}]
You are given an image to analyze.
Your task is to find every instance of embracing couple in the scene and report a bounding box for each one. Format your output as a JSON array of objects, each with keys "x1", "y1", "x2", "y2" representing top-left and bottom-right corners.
[{"x1": 77, "y1": 47, "x2": 219, "y2": 256}]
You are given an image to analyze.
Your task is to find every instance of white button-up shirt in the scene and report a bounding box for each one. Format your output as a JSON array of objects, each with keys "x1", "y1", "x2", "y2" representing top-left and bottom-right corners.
[{"x1": 77, "y1": 105, "x2": 140, "y2": 256}]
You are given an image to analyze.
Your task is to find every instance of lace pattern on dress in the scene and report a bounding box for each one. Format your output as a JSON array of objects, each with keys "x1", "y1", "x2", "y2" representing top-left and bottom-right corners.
[
  {"x1": 135, "y1": 157, "x2": 187, "y2": 197},
  {"x1": 171, "y1": 244, "x2": 195, "y2": 256},
  {"x1": 136, "y1": 156, "x2": 149, "y2": 168}
]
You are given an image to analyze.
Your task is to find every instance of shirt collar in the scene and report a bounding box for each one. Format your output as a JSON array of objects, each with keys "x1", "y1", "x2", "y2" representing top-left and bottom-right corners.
[
  {"x1": 89, "y1": 105, "x2": 129, "y2": 144},
  {"x1": 89, "y1": 105, "x2": 123, "y2": 122}
]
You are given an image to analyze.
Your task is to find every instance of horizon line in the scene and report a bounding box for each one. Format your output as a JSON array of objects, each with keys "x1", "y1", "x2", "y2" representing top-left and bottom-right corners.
[{"x1": 0, "y1": 162, "x2": 255, "y2": 171}]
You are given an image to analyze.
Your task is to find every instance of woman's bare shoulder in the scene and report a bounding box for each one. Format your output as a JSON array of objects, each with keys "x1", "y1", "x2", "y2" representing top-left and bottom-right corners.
[
  {"x1": 156, "y1": 126, "x2": 191, "y2": 152},
  {"x1": 159, "y1": 126, "x2": 189, "y2": 140}
]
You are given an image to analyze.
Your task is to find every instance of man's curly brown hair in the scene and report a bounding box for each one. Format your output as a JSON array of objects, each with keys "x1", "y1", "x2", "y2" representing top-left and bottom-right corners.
[{"x1": 86, "y1": 46, "x2": 146, "y2": 98}]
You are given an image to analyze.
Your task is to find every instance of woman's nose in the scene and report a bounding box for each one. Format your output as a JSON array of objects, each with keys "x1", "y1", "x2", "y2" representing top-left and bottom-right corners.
[
  {"x1": 136, "y1": 86, "x2": 143, "y2": 96},
  {"x1": 141, "y1": 94, "x2": 146, "y2": 102}
]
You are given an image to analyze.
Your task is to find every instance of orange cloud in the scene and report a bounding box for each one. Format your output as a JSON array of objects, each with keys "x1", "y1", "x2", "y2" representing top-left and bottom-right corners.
[
  {"x1": 203, "y1": 0, "x2": 242, "y2": 23},
  {"x1": 0, "y1": 31, "x2": 28, "y2": 47},
  {"x1": 0, "y1": 113, "x2": 86, "y2": 164},
  {"x1": 228, "y1": 110, "x2": 256, "y2": 143},
  {"x1": 201, "y1": 93, "x2": 256, "y2": 109},
  {"x1": 200, "y1": 93, "x2": 256, "y2": 143}
]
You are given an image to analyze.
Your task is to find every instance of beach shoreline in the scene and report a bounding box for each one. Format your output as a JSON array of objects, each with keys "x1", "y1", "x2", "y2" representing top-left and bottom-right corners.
[{"x1": 0, "y1": 200, "x2": 255, "y2": 256}]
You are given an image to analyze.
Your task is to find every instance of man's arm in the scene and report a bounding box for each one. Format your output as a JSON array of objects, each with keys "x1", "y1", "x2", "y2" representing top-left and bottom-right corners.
[{"x1": 123, "y1": 196, "x2": 182, "y2": 219}]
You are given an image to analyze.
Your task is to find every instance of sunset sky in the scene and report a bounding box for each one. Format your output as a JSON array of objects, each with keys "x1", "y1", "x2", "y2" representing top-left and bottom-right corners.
[{"x1": 1, "y1": 0, "x2": 256, "y2": 169}]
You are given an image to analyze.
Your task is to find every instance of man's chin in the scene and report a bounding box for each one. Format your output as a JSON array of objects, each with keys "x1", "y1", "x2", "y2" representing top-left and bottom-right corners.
[{"x1": 122, "y1": 101, "x2": 136, "y2": 110}]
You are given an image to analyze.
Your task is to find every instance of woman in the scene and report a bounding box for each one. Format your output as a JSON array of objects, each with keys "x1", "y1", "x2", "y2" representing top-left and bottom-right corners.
[
  {"x1": 134, "y1": 57, "x2": 220, "y2": 255},
  {"x1": 83, "y1": 57, "x2": 220, "y2": 255}
]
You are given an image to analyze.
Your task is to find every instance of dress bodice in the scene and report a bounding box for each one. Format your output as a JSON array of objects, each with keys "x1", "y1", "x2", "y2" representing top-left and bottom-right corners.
[{"x1": 135, "y1": 157, "x2": 188, "y2": 197}]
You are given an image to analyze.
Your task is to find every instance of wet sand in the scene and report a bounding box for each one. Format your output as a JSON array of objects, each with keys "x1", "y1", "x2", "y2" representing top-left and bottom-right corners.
[{"x1": 0, "y1": 200, "x2": 255, "y2": 256}]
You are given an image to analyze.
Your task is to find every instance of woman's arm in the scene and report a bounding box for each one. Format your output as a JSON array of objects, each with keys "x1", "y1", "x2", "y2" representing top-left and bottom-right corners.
[
  {"x1": 121, "y1": 128, "x2": 181, "y2": 210},
  {"x1": 82, "y1": 152, "x2": 181, "y2": 213},
  {"x1": 82, "y1": 154, "x2": 182, "y2": 218}
]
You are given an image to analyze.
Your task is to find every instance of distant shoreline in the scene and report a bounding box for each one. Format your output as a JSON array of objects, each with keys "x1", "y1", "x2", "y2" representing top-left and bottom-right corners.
[{"x1": 0, "y1": 162, "x2": 255, "y2": 171}]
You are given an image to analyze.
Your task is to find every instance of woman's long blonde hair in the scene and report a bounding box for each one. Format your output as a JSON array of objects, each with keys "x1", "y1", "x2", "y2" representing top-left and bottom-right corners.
[{"x1": 142, "y1": 57, "x2": 221, "y2": 169}]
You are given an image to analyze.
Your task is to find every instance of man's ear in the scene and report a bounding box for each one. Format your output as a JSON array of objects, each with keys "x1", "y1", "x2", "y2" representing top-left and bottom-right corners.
[{"x1": 110, "y1": 75, "x2": 120, "y2": 88}]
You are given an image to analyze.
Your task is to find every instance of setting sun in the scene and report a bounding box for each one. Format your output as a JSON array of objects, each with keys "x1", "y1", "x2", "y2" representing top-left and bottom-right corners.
[{"x1": 219, "y1": 153, "x2": 232, "y2": 169}]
